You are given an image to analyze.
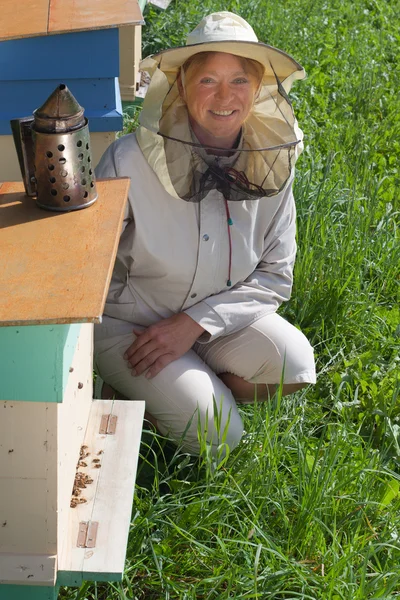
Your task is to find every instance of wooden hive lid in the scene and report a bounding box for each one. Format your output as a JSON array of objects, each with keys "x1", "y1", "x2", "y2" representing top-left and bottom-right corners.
[
  {"x1": 0, "y1": 0, "x2": 144, "y2": 42},
  {"x1": 0, "y1": 178, "x2": 129, "y2": 326}
]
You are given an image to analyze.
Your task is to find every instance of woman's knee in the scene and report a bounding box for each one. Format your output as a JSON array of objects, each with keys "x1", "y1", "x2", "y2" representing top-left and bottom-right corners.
[
  {"x1": 195, "y1": 313, "x2": 316, "y2": 386},
  {"x1": 95, "y1": 334, "x2": 244, "y2": 456},
  {"x1": 245, "y1": 316, "x2": 316, "y2": 384}
]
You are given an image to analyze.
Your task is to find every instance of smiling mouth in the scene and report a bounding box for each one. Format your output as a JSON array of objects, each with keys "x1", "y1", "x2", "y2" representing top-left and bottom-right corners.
[{"x1": 210, "y1": 110, "x2": 235, "y2": 116}]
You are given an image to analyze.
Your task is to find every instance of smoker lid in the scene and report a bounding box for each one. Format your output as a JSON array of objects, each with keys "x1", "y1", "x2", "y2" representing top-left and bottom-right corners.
[{"x1": 33, "y1": 84, "x2": 85, "y2": 133}]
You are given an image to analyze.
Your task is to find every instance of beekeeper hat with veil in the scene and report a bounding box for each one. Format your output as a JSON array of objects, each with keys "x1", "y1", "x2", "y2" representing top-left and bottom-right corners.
[{"x1": 136, "y1": 11, "x2": 306, "y2": 203}]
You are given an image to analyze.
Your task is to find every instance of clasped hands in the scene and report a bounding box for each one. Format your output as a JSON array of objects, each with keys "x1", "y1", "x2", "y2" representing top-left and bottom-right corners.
[{"x1": 123, "y1": 313, "x2": 205, "y2": 379}]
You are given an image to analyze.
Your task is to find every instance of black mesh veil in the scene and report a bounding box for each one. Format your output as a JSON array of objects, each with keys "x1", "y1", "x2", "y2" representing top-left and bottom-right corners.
[
  {"x1": 136, "y1": 54, "x2": 305, "y2": 203},
  {"x1": 160, "y1": 133, "x2": 299, "y2": 202}
]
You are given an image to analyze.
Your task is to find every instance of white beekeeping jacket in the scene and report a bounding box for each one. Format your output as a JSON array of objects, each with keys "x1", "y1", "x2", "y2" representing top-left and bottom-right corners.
[{"x1": 95, "y1": 132, "x2": 297, "y2": 342}]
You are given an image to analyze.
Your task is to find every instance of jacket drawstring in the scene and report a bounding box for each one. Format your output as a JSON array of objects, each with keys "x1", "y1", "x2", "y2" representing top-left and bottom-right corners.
[{"x1": 223, "y1": 196, "x2": 233, "y2": 287}]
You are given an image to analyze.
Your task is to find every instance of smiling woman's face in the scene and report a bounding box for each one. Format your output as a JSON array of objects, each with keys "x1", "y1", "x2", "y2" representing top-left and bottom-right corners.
[{"x1": 180, "y1": 52, "x2": 260, "y2": 151}]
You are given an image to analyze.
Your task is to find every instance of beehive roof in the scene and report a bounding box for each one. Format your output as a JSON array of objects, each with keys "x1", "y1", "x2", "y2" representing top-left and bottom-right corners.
[{"x1": 0, "y1": 0, "x2": 144, "y2": 42}]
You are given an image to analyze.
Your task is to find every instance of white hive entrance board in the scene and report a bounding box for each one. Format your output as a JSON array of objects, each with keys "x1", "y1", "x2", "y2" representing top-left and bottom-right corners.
[{"x1": 58, "y1": 399, "x2": 145, "y2": 585}]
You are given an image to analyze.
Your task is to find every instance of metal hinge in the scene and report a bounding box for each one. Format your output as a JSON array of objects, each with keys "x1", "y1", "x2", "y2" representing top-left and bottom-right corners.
[
  {"x1": 99, "y1": 414, "x2": 118, "y2": 434},
  {"x1": 77, "y1": 521, "x2": 98, "y2": 548}
]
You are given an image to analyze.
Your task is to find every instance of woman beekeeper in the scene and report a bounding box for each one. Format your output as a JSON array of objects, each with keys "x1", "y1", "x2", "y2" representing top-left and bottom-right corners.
[{"x1": 94, "y1": 12, "x2": 316, "y2": 455}]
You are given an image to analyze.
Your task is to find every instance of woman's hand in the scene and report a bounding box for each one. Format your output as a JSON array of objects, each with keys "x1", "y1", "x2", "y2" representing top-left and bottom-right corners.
[{"x1": 123, "y1": 313, "x2": 205, "y2": 379}]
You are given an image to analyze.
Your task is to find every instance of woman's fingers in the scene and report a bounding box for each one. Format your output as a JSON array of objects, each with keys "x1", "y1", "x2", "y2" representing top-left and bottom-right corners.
[
  {"x1": 145, "y1": 353, "x2": 175, "y2": 379},
  {"x1": 125, "y1": 324, "x2": 171, "y2": 361},
  {"x1": 125, "y1": 339, "x2": 158, "y2": 368},
  {"x1": 130, "y1": 348, "x2": 165, "y2": 376},
  {"x1": 124, "y1": 330, "x2": 151, "y2": 360},
  {"x1": 122, "y1": 314, "x2": 205, "y2": 378}
]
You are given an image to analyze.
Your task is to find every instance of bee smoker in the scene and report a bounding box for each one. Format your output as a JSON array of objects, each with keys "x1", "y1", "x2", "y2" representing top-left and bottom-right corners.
[{"x1": 11, "y1": 83, "x2": 98, "y2": 211}]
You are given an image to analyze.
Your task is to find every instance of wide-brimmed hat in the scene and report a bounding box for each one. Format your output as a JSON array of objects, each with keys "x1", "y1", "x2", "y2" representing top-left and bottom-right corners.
[
  {"x1": 144, "y1": 12, "x2": 305, "y2": 87},
  {"x1": 136, "y1": 12, "x2": 305, "y2": 202}
]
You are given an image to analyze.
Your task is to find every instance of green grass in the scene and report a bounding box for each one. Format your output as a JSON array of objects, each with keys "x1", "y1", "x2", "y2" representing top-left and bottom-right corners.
[{"x1": 61, "y1": 0, "x2": 400, "y2": 597}]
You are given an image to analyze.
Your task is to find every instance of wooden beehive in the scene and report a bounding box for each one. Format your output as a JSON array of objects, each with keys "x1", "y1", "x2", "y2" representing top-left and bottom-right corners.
[
  {"x1": 0, "y1": 180, "x2": 145, "y2": 599},
  {"x1": 0, "y1": 0, "x2": 144, "y2": 182}
]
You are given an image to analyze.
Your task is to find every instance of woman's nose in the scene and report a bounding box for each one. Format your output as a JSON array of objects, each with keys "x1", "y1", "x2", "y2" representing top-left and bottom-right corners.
[{"x1": 215, "y1": 82, "x2": 232, "y2": 103}]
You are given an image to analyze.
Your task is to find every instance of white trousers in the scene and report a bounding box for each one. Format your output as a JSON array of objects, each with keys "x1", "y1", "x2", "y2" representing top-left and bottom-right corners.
[{"x1": 94, "y1": 313, "x2": 316, "y2": 455}]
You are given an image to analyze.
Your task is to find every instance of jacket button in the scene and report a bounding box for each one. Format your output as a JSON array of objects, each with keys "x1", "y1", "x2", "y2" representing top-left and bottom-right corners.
[
  {"x1": 202, "y1": 234, "x2": 209, "y2": 241},
  {"x1": 191, "y1": 293, "x2": 197, "y2": 298}
]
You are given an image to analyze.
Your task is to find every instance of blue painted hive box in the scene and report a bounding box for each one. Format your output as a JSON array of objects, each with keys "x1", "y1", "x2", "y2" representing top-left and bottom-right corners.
[
  {"x1": 0, "y1": 29, "x2": 124, "y2": 135},
  {"x1": 0, "y1": 0, "x2": 144, "y2": 180}
]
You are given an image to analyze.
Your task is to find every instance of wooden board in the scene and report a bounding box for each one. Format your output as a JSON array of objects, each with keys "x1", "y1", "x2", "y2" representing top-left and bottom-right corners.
[
  {"x1": 0, "y1": 29, "x2": 119, "y2": 81},
  {"x1": 0, "y1": 554, "x2": 56, "y2": 586},
  {"x1": 0, "y1": 324, "x2": 93, "y2": 585},
  {"x1": 0, "y1": 401, "x2": 58, "y2": 556},
  {"x1": 119, "y1": 25, "x2": 142, "y2": 101},
  {"x1": 49, "y1": 0, "x2": 144, "y2": 36},
  {"x1": 57, "y1": 324, "x2": 93, "y2": 561},
  {"x1": 58, "y1": 399, "x2": 145, "y2": 584},
  {"x1": 0, "y1": 584, "x2": 59, "y2": 600},
  {"x1": 0, "y1": 0, "x2": 144, "y2": 42},
  {"x1": 0, "y1": 178, "x2": 129, "y2": 326},
  {"x1": 0, "y1": 324, "x2": 80, "y2": 402},
  {"x1": 0, "y1": 0, "x2": 49, "y2": 41}
]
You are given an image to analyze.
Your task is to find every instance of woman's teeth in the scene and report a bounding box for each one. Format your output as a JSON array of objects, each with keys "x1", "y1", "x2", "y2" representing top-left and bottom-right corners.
[{"x1": 211, "y1": 110, "x2": 234, "y2": 116}]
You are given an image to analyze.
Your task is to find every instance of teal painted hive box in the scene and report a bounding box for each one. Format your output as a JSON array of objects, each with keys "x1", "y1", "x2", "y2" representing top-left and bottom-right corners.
[
  {"x1": 0, "y1": 324, "x2": 81, "y2": 403},
  {"x1": 0, "y1": 179, "x2": 145, "y2": 599}
]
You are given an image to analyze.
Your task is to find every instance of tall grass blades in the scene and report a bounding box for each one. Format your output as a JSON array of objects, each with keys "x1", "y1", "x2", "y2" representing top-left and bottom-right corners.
[{"x1": 60, "y1": 0, "x2": 400, "y2": 598}]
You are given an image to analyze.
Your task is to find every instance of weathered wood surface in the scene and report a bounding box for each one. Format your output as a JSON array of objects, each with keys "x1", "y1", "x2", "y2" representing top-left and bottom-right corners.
[
  {"x1": 0, "y1": 554, "x2": 57, "y2": 586},
  {"x1": 0, "y1": 401, "x2": 58, "y2": 556},
  {"x1": 0, "y1": 0, "x2": 144, "y2": 41},
  {"x1": 1, "y1": 0, "x2": 49, "y2": 41},
  {"x1": 58, "y1": 399, "x2": 145, "y2": 584},
  {"x1": 119, "y1": 25, "x2": 142, "y2": 101},
  {"x1": 57, "y1": 324, "x2": 93, "y2": 558},
  {"x1": 0, "y1": 324, "x2": 92, "y2": 570},
  {"x1": 0, "y1": 178, "x2": 129, "y2": 326}
]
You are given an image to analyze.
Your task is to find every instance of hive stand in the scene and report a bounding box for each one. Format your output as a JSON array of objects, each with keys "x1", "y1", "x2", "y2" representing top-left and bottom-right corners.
[
  {"x1": 119, "y1": 0, "x2": 147, "y2": 102},
  {"x1": 0, "y1": 179, "x2": 145, "y2": 599},
  {"x1": 0, "y1": 0, "x2": 144, "y2": 181}
]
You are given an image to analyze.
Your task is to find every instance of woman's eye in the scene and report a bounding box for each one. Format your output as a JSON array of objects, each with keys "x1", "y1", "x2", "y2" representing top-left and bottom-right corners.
[
  {"x1": 200, "y1": 78, "x2": 214, "y2": 83},
  {"x1": 233, "y1": 78, "x2": 248, "y2": 84}
]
